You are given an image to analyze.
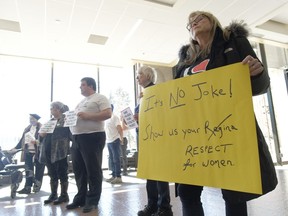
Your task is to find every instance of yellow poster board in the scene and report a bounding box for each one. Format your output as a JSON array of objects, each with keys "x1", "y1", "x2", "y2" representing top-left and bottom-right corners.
[{"x1": 137, "y1": 63, "x2": 262, "y2": 194}]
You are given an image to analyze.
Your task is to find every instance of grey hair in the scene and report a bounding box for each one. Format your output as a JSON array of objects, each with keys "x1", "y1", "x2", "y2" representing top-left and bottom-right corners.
[
  {"x1": 51, "y1": 101, "x2": 69, "y2": 113},
  {"x1": 138, "y1": 66, "x2": 157, "y2": 84}
]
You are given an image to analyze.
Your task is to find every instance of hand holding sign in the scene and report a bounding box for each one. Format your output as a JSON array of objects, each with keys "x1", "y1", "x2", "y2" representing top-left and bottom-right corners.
[{"x1": 121, "y1": 107, "x2": 138, "y2": 129}]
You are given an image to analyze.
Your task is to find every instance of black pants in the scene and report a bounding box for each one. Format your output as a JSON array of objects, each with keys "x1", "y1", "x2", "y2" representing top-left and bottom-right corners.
[
  {"x1": 71, "y1": 132, "x2": 106, "y2": 206},
  {"x1": 177, "y1": 184, "x2": 247, "y2": 216},
  {"x1": 146, "y1": 179, "x2": 171, "y2": 209},
  {"x1": 24, "y1": 152, "x2": 45, "y2": 187},
  {"x1": 46, "y1": 157, "x2": 68, "y2": 183},
  {"x1": 120, "y1": 137, "x2": 128, "y2": 172}
]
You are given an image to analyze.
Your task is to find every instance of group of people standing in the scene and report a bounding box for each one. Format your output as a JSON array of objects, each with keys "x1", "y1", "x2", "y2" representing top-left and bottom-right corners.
[
  {"x1": 12, "y1": 76, "x2": 129, "y2": 214},
  {"x1": 11, "y1": 9, "x2": 278, "y2": 216}
]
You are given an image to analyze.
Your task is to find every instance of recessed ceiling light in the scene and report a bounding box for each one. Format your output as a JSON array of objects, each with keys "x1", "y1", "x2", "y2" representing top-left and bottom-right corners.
[
  {"x1": 0, "y1": 19, "x2": 21, "y2": 32},
  {"x1": 87, "y1": 34, "x2": 108, "y2": 45},
  {"x1": 144, "y1": 0, "x2": 177, "y2": 7}
]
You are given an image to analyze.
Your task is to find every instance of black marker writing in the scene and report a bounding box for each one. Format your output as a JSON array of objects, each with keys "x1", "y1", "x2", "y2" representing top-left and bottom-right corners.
[
  {"x1": 143, "y1": 124, "x2": 164, "y2": 141},
  {"x1": 143, "y1": 95, "x2": 163, "y2": 112},
  {"x1": 185, "y1": 143, "x2": 233, "y2": 157},
  {"x1": 204, "y1": 114, "x2": 238, "y2": 140},
  {"x1": 169, "y1": 87, "x2": 186, "y2": 109},
  {"x1": 183, "y1": 158, "x2": 196, "y2": 171},
  {"x1": 202, "y1": 159, "x2": 234, "y2": 168},
  {"x1": 192, "y1": 80, "x2": 232, "y2": 100}
]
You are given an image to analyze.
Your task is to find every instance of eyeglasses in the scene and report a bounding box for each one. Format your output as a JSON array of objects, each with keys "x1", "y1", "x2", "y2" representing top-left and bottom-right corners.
[{"x1": 186, "y1": 14, "x2": 207, "y2": 31}]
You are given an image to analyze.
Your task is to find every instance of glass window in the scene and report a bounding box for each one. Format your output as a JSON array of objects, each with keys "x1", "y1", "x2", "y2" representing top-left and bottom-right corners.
[
  {"x1": 259, "y1": 44, "x2": 288, "y2": 163},
  {"x1": 268, "y1": 67, "x2": 288, "y2": 162},
  {"x1": 99, "y1": 66, "x2": 137, "y2": 148},
  {"x1": 99, "y1": 66, "x2": 137, "y2": 169},
  {"x1": 0, "y1": 56, "x2": 51, "y2": 150},
  {"x1": 53, "y1": 62, "x2": 98, "y2": 110},
  {"x1": 53, "y1": 63, "x2": 137, "y2": 168}
]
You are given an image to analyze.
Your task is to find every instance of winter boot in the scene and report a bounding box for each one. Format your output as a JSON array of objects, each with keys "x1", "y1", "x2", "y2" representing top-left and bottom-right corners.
[
  {"x1": 33, "y1": 180, "x2": 42, "y2": 193},
  {"x1": 53, "y1": 181, "x2": 69, "y2": 205},
  {"x1": 17, "y1": 186, "x2": 31, "y2": 194},
  {"x1": 44, "y1": 181, "x2": 58, "y2": 204}
]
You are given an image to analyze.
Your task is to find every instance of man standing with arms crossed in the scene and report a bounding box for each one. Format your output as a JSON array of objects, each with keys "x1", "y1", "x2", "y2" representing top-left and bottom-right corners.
[{"x1": 66, "y1": 77, "x2": 112, "y2": 213}]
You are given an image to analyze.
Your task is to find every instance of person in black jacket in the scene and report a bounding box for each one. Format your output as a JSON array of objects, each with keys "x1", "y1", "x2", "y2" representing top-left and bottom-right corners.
[
  {"x1": 39, "y1": 101, "x2": 71, "y2": 205},
  {"x1": 175, "y1": 11, "x2": 278, "y2": 216},
  {"x1": 136, "y1": 66, "x2": 173, "y2": 216},
  {"x1": 11, "y1": 114, "x2": 45, "y2": 194}
]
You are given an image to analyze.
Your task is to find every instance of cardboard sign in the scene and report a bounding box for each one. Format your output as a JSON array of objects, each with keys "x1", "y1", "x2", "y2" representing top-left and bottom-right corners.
[{"x1": 137, "y1": 63, "x2": 262, "y2": 194}]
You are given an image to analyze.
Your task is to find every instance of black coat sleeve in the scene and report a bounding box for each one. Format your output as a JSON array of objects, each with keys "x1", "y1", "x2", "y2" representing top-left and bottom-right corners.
[{"x1": 234, "y1": 37, "x2": 270, "y2": 96}]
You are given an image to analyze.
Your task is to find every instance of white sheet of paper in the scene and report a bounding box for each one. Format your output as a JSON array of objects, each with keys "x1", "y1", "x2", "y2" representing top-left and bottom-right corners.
[
  {"x1": 64, "y1": 110, "x2": 77, "y2": 127},
  {"x1": 24, "y1": 132, "x2": 35, "y2": 143},
  {"x1": 121, "y1": 107, "x2": 138, "y2": 129},
  {"x1": 39, "y1": 120, "x2": 57, "y2": 133}
]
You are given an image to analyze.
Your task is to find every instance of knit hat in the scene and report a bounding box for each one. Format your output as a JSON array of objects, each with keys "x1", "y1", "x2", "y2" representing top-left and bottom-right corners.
[{"x1": 30, "y1": 114, "x2": 41, "y2": 120}]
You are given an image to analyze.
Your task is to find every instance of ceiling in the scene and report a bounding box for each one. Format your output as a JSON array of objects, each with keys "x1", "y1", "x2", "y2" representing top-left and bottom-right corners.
[{"x1": 1, "y1": 0, "x2": 288, "y2": 68}]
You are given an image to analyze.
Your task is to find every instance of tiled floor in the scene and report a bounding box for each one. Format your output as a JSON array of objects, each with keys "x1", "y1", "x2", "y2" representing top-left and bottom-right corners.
[{"x1": 0, "y1": 166, "x2": 287, "y2": 216}]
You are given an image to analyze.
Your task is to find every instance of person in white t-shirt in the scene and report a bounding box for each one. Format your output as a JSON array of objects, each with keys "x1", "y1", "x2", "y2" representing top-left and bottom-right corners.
[
  {"x1": 66, "y1": 77, "x2": 112, "y2": 213},
  {"x1": 105, "y1": 104, "x2": 123, "y2": 184}
]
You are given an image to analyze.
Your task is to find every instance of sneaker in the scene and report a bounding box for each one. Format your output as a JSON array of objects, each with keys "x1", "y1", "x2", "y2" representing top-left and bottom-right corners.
[
  {"x1": 152, "y1": 208, "x2": 173, "y2": 216},
  {"x1": 138, "y1": 205, "x2": 157, "y2": 216},
  {"x1": 110, "y1": 177, "x2": 122, "y2": 184},
  {"x1": 106, "y1": 176, "x2": 115, "y2": 182}
]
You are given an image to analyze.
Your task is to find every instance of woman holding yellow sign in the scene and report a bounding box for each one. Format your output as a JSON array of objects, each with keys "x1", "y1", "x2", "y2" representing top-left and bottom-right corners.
[{"x1": 175, "y1": 11, "x2": 278, "y2": 216}]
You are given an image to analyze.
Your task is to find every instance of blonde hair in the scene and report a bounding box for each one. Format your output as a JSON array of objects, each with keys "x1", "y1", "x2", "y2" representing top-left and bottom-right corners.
[{"x1": 186, "y1": 11, "x2": 227, "y2": 64}]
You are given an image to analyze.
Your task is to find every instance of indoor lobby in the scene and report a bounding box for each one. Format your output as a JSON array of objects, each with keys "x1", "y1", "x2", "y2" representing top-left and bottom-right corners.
[{"x1": 1, "y1": 0, "x2": 288, "y2": 215}]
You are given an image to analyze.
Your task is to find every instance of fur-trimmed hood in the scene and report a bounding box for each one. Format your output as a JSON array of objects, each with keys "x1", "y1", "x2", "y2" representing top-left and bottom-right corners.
[
  {"x1": 225, "y1": 21, "x2": 249, "y2": 38},
  {"x1": 178, "y1": 21, "x2": 249, "y2": 61}
]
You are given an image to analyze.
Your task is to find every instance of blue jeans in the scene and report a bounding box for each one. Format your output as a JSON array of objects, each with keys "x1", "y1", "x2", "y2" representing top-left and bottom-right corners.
[{"x1": 108, "y1": 138, "x2": 121, "y2": 177}]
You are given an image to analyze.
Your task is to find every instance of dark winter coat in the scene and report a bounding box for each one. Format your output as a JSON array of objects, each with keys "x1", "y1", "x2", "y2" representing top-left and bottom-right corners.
[
  {"x1": 134, "y1": 82, "x2": 155, "y2": 133},
  {"x1": 39, "y1": 114, "x2": 71, "y2": 164},
  {"x1": 175, "y1": 22, "x2": 278, "y2": 202},
  {"x1": 15, "y1": 122, "x2": 42, "y2": 162}
]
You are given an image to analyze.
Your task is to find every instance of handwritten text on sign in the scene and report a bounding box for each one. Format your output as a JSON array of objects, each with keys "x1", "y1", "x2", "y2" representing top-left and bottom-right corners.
[{"x1": 137, "y1": 63, "x2": 262, "y2": 194}]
